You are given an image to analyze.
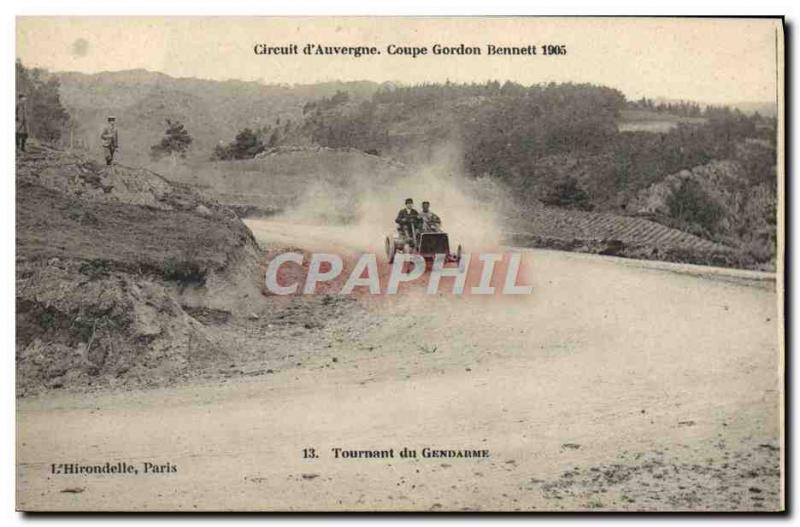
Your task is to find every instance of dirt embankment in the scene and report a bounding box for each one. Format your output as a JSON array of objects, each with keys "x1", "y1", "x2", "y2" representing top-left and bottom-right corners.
[
  {"x1": 16, "y1": 146, "x2": 354, "y2": 396},
  {"x1": 505, "y1": 206, "x2": 744, "y2": 269}
]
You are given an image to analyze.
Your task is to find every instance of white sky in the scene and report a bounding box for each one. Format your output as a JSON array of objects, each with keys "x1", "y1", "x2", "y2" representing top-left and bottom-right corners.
[{"x1": 16, "y1": 17, "x2": 781, "y2": 104}]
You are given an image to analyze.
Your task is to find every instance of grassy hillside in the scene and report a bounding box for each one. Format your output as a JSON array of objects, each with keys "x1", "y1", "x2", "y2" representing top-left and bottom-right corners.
[
  {"x1": 17, "y1": 63, "x2": 779, "y2": 270},
  {"x1": 158, "y1": 146, "x2": 407, "y2": 218},
  {"x1": 54, "y1": 69, "x2": 381, "y2": 164}
]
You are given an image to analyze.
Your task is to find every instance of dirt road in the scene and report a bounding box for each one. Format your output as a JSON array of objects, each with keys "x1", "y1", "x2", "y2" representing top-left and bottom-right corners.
[{"x1": 16, "y1": 220, "x2": 782, "y2": 511}]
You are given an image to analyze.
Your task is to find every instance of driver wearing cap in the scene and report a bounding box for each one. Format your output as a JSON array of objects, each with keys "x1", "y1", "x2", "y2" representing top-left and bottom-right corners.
[{"x1": 395, "y1": 198, "x2": 421, "y2": 244}]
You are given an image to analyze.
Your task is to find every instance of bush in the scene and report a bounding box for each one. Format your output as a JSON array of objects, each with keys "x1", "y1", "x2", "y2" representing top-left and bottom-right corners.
[
  {"x1": 665, "y1": 179, "x2": 725, "y2": 235},
  {"x1": 160, "y1": 258, "x2": 206, "y2": 286},
  {"x1": 541, "y1": 175, "x2": 592, "y2": 210},
  {"x1": 79, "y1": 259, "x2": 111, "y2": 280},
  {"x1": 150, "y1": 119, "x2": 193, "y2": 160},
  {"x1": 212, "y1": 128, "x2": 265, "y2": 160}
]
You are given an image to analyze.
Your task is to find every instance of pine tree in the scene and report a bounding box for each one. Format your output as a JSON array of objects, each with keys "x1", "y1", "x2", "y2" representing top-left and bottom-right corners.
[{"x1": 150, "y1": 120, "x2": 193, "y2": 160}]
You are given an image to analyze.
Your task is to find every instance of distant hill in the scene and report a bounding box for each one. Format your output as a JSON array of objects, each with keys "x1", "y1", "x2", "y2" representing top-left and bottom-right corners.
[
  {"x1": 53, "y1": 69, "x2": 381, "y2": 163},
  {"x1": 648, "y1": 97, "x2": 778, "y2": 117},
  {"x1": 43, "y1": 70, "x2": 777, "y2": 270},
  {"x1": 727, "y1": 101, "x2": 779, "y2": 117}
]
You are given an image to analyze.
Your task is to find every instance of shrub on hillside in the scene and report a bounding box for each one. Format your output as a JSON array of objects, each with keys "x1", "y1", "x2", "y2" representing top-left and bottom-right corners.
[
  {"x1": 150, "y1": 119, "x2": 193, "y2": 160},
  {"x1": 665, "y1": 178, "x2": 725, "y2": 236},
  {"x1": 541, "y1": 175, "x2": 592, "y2": 210},
  {"x1": 212, "y1": 128, "x2": 266, "y2": 160},
  {"x1": 734, "y1": 139, "x2": 777, "y2": 188}
]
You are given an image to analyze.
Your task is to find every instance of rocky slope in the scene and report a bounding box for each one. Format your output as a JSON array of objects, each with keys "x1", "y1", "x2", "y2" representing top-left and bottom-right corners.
[
  {"x1": 16, "y1": 145, "x2": 265, "y2": 395},
  {"x1": 627, "y1": 156, "x2": 777, "y2": 269}
]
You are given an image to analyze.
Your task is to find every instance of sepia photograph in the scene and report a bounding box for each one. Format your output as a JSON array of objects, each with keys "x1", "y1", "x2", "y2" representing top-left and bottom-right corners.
[{"x1": 13, "y1": 16, "x2": 784, "y2": 512}]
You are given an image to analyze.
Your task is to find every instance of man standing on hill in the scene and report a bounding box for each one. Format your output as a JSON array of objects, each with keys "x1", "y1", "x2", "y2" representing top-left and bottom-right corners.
[
  {"x1": 100, "y1": 116, "x2": 119, "y2": 166},
  {"x1": 16, "y1": 93, "x2": 30, "y2": 152}
]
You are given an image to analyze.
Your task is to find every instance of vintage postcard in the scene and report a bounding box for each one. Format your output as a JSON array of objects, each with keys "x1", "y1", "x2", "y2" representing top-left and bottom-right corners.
[{"x1": 15, "y1": 16, "x2": 784, "y2": 511}]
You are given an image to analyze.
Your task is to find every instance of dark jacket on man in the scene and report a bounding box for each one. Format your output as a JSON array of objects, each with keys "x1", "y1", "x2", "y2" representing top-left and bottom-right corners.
[
  {"x1": 100, "y1": 126, "x2": 118, "y2": 149},
  {"x1": 395, "y1": 207, "x2": 420, "y2": 228}
]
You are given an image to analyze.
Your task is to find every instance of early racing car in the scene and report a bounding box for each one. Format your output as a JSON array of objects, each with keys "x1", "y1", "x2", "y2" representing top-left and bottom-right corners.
[{"x1": 385, "y1": 222, "x2": 462, "y2": 268}]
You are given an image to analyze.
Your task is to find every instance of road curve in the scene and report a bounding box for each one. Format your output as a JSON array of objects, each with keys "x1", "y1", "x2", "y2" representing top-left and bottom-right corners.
[{"x1": 16, "y1": 220, "x2": 782, "y2": 511}]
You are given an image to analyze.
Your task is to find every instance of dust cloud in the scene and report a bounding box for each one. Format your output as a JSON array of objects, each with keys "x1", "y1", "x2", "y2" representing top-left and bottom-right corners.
[{"x1": 277, "y1": 143, "x2": 512, "y2": 255}]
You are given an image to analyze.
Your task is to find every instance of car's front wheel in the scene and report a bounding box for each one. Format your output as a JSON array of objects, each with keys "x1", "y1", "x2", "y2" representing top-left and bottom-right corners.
[{"x1": 385, "y1": 236, "x2": 396, "y2": 263}]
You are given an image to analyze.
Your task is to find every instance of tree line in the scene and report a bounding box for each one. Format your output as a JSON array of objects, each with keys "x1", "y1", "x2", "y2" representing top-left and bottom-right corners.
[
  {"x1": 16, "y1": 60, "x2": 777, "y2": 264},
  {"x1": 15, "y1": 60, "x2": 70, "y2": 145}
]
